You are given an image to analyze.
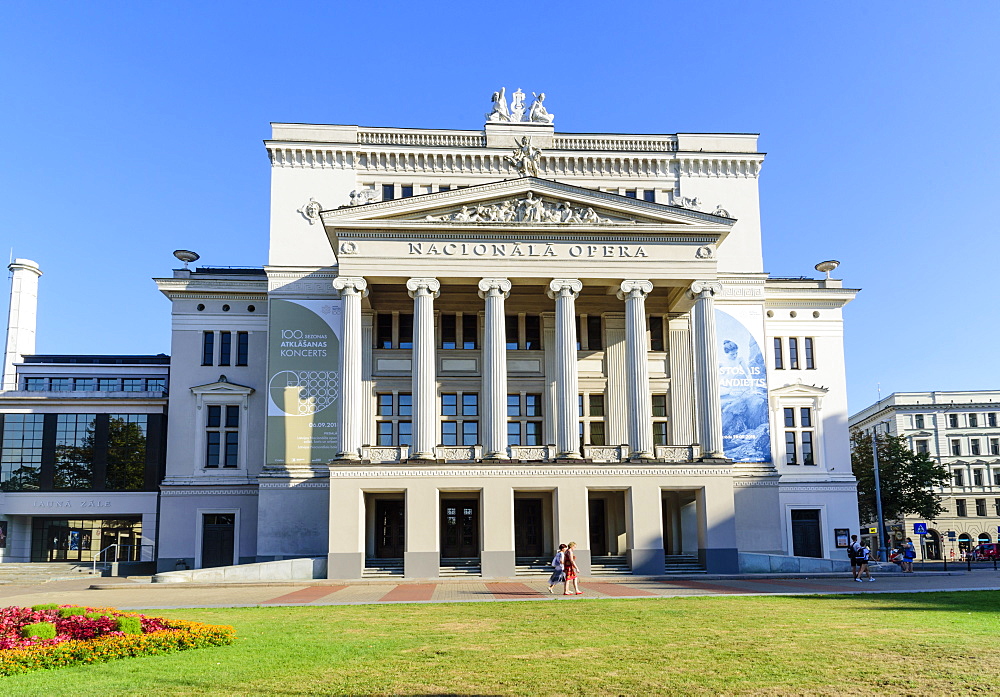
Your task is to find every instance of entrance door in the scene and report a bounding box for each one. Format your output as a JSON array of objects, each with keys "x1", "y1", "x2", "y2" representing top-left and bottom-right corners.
[
  {"x1": 790, "y1": 509, "x2": 822, "y2": 558},
  {"x1": 201, "y1": 514, "x2": 235, "y2": 568},
  {"x1": 925, "y1": 531, "x2": 940, "y2": 560},
  {"x1": 441, "y1": 499, "x2": 479, "y2": 558},
  {"x1": 589, "y1": 499, "x2": 607, "y2": 556},
  {"x1": 514, "y1": 499, "x2": 544, "y2": 557},
  {"x1": 374, "y1": 500, "x2": 405, "y2": 558}
]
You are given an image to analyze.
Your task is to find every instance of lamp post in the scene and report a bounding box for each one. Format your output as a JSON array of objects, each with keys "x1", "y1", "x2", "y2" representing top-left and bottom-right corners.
[{"x1": 871, "y1": 421, "x2": 889, "y2": 562}]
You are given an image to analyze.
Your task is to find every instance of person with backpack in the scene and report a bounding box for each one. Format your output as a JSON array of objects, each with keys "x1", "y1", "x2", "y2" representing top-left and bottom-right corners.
[
  {"x1": 547, "y1": 543, "x2": 567, "y2": 593},
  {"x1": 855, "y1": 543, "x2": 875, "y2": 582},
  {"x1": 849, "y1": 534, "x2": 863, "y2": 581}
]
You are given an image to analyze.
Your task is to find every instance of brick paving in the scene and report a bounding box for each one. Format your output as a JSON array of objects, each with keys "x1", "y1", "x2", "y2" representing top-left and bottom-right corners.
[{"x1": 0, "y1": 569, "x2": 997, "y2": 610}]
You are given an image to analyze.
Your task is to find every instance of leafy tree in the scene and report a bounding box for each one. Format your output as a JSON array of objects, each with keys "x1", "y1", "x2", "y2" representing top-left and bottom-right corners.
[{"x1": 850, "y1": 431, "x2": 950, "y2": 523}]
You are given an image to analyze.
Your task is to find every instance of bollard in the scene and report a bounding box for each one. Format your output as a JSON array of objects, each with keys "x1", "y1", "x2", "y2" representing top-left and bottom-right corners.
[
  {"x1": 993, "y1": 557, "x2": 997, "y2": 571},
  {"x1": 967, "y1": 555, "x2": 972, "y2": 572}
]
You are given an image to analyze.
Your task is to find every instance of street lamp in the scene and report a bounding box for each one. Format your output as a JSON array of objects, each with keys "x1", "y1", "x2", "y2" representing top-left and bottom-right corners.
[{"x1": 871, "y1": 421, "x2": 889, "y2": 562}]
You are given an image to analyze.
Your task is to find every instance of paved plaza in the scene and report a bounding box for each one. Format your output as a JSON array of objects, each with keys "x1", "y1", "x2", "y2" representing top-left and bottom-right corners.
[{"x1": 0, "y1": 570, "x2": 997, "y2": 611}]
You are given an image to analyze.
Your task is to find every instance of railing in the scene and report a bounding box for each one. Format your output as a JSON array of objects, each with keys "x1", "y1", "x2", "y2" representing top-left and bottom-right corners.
[
  {"x1": 508, "y1": 445, "x2": 556, "y2": 461},
  {"x1": 655, "y1": 445, "x2": 702, "y2": 462},
  {"x1": 355, "y1": 444, "x2": 701, "y2": 464},
  {"x1": 553, "y1": 135, "x2": 679, "y2": 152},
  {"x1": 357, "y1": 130, "x2": 486, "y2": 148},
  {"x1": 91, "y1": 544, "x2": 154, "y2": 572},
  {"x1": 582, "y1": 445, "x2": 628, "y2": 462}
]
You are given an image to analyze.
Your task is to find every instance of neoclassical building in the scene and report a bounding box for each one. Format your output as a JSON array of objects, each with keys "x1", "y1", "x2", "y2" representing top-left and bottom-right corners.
[
  {"x1": 152, "y1": 94, "x2": 860, "y2": 576},
  {"x1": 850, "y1": 391, "x2": 1000, "y2": 560}
]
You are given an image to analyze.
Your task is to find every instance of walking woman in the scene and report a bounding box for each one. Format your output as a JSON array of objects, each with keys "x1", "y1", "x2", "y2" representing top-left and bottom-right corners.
[
  {"x1": 547, "y1": 543, "x2": 567, "y2": 593},
  {"x1": 563, "y1": 541, "x2": 582, "y2": 595}
]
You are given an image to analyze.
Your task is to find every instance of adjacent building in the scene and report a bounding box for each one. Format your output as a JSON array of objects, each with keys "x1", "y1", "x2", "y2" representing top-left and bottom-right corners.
[{"x1": 849, "y1": 391, "x2": 1000, "y2": 560}]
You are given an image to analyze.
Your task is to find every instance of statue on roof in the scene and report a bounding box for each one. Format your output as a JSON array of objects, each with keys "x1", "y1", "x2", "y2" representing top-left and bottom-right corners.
[
  {"x1": 485, "y1": 87, "x2": 511, "y2": 122},
  {"x1": 509, "y1": 88, "x2": 526, "y2": 122},
  {"x1": 529, "y1": 92, "x2": 555, "y2": 124}
]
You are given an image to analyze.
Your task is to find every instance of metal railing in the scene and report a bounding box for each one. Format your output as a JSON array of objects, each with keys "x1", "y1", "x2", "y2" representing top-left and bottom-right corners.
[{"x1": 91, "y1": 544, "x2": 154, "y2": 572}]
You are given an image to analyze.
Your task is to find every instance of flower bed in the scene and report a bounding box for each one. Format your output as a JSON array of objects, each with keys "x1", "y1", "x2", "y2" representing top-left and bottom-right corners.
[{"x1": 0, "y1": 604, "x2": 235, "y2": 676}]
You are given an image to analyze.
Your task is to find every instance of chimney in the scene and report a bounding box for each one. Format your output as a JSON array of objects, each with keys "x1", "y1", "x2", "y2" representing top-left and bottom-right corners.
[{"x1": 3, "y1": 259, "x2": 43, "y2": 391}]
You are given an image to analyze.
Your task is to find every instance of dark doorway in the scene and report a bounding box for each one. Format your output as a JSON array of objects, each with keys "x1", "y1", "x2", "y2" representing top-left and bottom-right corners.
[
  {"x1": 589, "y1": 498, "x2": 607, "y2": 556},
  {"x1": 375, "y1": 500, "x2": 405, "y2": 558},
  {"x1": 790, "y1": 509, "x2": 822, "y2": 558},
  {"x1": 441, "y1": 499, "x2": 479, "y2": 558},
  {"x1": 201, "y1": 513, "x2": 235, "y2": 568},
  {"x1": 924, "y1": 531, "x2": 941, "y2": 560},
  {"x1": 514, "y1": 499, "x2": 544, "y2": 557}
]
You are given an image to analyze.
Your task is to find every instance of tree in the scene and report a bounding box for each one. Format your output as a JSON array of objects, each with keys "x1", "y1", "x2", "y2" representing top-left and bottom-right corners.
[
  {"x1": 55, "y1": 417, "x2": 147, "y2": 491},
  {"x1": 850, "y1": 431, "x2": 950, "y2": 523}
]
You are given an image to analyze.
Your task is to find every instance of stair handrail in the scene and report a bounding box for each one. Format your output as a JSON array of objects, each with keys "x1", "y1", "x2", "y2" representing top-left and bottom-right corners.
[{"x1": 92, "y1": 544, "x2": 119, "y2": 573}]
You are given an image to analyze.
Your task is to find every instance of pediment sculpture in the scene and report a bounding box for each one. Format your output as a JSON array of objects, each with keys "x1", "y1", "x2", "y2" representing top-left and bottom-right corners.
[
  {"x1": 505, "y1": 136, "x2": 542, "y2": 177},
  {"x1": 423, "y1": 193, "x2": 629, "y2": 225},
  {"x1": 486, "y1": 87, "x2": 555, "y2": 124}
]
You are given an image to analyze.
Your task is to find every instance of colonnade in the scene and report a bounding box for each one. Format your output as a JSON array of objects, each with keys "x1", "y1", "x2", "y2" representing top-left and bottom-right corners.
[{"x1": 333, "y1": 277, "x2": 725, "y2": 461}]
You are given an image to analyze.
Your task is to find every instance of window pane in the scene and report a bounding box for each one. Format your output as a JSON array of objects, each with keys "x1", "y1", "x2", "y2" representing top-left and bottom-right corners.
[
  {"x1": 915, "y1": 414, "x2": 924, "y2": 428},
  {"x1": 785, "y1": 432, "x2": 797, "y2": 464},
  {"x1": 376, "y1": 314, "x2": 393, "y2": 349},
  {"x1": 649, "y1": 316, "x2": 664, "y2": 351},
  {"x1": 98, "y1": 378, "x2": 118, "y2": 391},
  {"x1": 462, "y1": 393, "x2": 478, "y2": 416},
  {"x1": 207, "y1": 405, "x2": 221, "y2": 428},
  {"x1": 51, "y1": 378, "x2": 71, "y2": 391},
  {"x1": 525, "y1": 421, "x2": 541, "y2": 445},
  {"x1": 653, "y1": 422, "x2": 668, "y2": 446},
  {"x1": 804, "y1": 337, "x2": 815, "y2": 369},
  {"x1": 507, "y1": 422, "x2": 521, "y2": 446},
  {"x1": 970, "y1": 413, "x2": 978, "y2": 427},
  {"x1": 398, "y1": 421, "x2": 412, "y2": 446},
  {"x1": 378, "y1": 394, "x2": 393, "y2": 416},
  {"x1": 382, "y1": 184, "x2": 394, "y2": 201},
  {"x1": 24, "y1": 377, "x2": 46, "y2": 391},
  {"x1": 643, "y1": 190, "x2": 655, "y2": 202},
  {"x1": 578, "y1": 394, "x2": 584, "y2": 417},
  {"x1": 788, "y1": 338, "x2": 799, "y2": 369},
  {"x1": 507, "y1": 395, "x2": 520, "y2": 417},
  {"x1": 784, "y1": 408, "x2": 795, "y2": 428},
  {"x1": 401, "y1": 185, "x2": 413, "y2": 198},
  {"x1": 398, "y1": 393, "x2": 412, "y2": 416},
  {"x1": 122, "y1": 379, "x2": 144, "y2": 392},
  {"x1": 441, "y1": 313, "x2": 457, "y2": 349},
  {"x1": 219, "y1": 331, "x2": 232, "y2": 366},
  {"x1": 224, "y1": 432, "x2": 239, "y2": 467},
  {"x1": 525, "y1": 394, "x2": 541, "y2": 416},
  {"x1": 524, "y1": 315, "x2": 541, "y2": 349},
  {"x1": 800, "y1": 408, "x2": 811, "y2": 428},
  {"x1": 206, "y1": 431, "x2": 220, "y2": 467},
  {"x1": 774, "y1": 338, "x2": 783, "y2": 370},
  {"x1": 652, "y1": 394, "x2": 667, "y2": 417},
  {"x1": 802, "y1": 432, "x2": 814, "y2": 465},
  {"x1": 441, "y1": 394, "x2": 457, "y2": 416},
  {"x1": 146, "y1": 378, "x2": 166, "y2": 392},
  {"x1": 225, "y1": 406, "x2": 240, "y2": 428},
  {"x1": 73, "y1": 378, "x2": 95, "y2": 391},
  {"x1": 398, "y1": 314, "x2": 414, "y2": 349},
  {"x1": 505, "y1": 315, "x2": 519, "y2": 350},
  {"x1": 236, "y1": 332, "x2": 249, "y2": 366},
  {"x1": 589, "y1": 394, "x2": 605, "y2": 417},
  {"x1": 462, "y1": 421, "x2": 478, "y2": 445},
  {"x1": 589, "y1": 422, "x2": 605, "y2": 446},
  {"x1": 587, "y1": 316, "x2": 603, "y2": 349},
  {"x1": 441, "y1": 422, "x2": 457, "y2": 445},
  {"x1": 462, "y1": 315, "x2": 477, "y2": 349},
  {"x1": 377, "y1": 422, "x2": 393, "y2": 445},
  {"x1": 1, "y1": 413, "x2": 44, "y2": 491}
]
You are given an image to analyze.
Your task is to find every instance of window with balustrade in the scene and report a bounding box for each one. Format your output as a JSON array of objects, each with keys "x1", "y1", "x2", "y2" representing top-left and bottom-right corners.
[
  {"x1": 441, "y1": 392, "x2": 478, "y2": 446},
  {"x1": 507, "y1": 393, "x2": 543, "y2": 446},
  {"x1": 375, "y1": 392, "x2": 412, "y2": 446}
]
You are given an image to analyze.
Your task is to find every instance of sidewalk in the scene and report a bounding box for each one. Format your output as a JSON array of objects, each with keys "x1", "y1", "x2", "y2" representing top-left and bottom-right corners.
[{"x1": 1, "y1": 569, "x2": 997, "y2": 611}]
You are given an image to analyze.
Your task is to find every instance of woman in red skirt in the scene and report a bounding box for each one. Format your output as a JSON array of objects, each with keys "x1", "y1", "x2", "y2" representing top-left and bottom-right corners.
[{"x1": 563, "y1": 541, "x2": 582, "y2": 595}]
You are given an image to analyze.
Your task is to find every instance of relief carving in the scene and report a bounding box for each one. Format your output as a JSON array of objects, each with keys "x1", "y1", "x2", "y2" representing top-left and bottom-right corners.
[{"x1": 424, "y1": 194, "x2": 625, "y2": 225}]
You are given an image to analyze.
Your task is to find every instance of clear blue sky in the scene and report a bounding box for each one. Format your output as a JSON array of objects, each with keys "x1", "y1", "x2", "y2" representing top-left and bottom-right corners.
[{"x1": 1, "y1": 2, "x2": 998, "y2": 414}]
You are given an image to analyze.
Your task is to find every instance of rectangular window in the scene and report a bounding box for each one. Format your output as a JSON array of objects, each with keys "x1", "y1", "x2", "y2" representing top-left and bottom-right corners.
[
  {"x1": 624, "y1": 189, "x2": 637, "y2": 198},
  {"x1": 969, "y1": 413, "x2": 979, "y2": 428},
  {"x1": 442, "y1": 394, "x2": 458, "y2": 416},
  {"x1": 589, "y1": 422, "x2": 606, "y2": 446},
  {"x1": 376, "y1": 314, "x2": 393, "y2": 349},
  {"x1": 505, "y1": 315, "x2": 519, "y2": 350},
  {"x1": 949, "y1": 414, "x2": 959, "y2": 428},
  {"x1": 974, "y1": 469, "x2": 984, "y2": 486},
  {"x1": 956, "y1": 499, "x2": 967, "y2": 517},
  {"x1": 784, "y1": 408, "x2": 795, "y2": 428},
  {"x1": 206, "y1": 405, "x2": 239, "y2": 468},
  {"x1": 587, "y1": 316, "x2": 603, "y2": 350},
  {"x1": 643, "y1": 190, "x2": 656, "y2": 202},
  {"x1": 800, "y1": 408, "x2": 812, "y2": 428},
  {"x1": 991, "y1": 438, "x2": 1000, "y2": 456},
  {"x1": 1, "y1": 413, "x2": 44, "y2": 491},
  {"x1": 801, "y1": 431, "x2": 814, "y2": 465},
  {"x1": 104, "y1": 414, "x2": 148, "y2": 492},
  {"x1": 398, "y1": 314, "x2": 414, "y2": 349},
  {"x1": 788, "y1": 338, "x2": 799, "y2": 370},
  {"x1": 649, "y1": 316, "x2": 664, "y2": 351},
  {"x1": 438, "y1": 185, "x2": 450, "y2": 192},
  {"x1": 381, "y1": 184, "x2": 394, "y2": 201},
  {"x1": 50, "y1": 378, "x2": 70, "y2": 391},
  {"x1": 236, "y1": 332, "x2": 249, "y2": 366},
  {"x1": 652, "y1": 394, "x2": 668, "y2": 418},
  {"x1": 441, "y1": 313, "x2": 457, "y2": 349},
  {"x1": 398, "y1": 421, "x2": 412, "y2": 446},
  {"x1": 589, "y1": 394, "x2": 605, "y2": 417},
  {"x1": 24, "y1": 377, "x2": 46, "y2": 391},
  {"x1": 461, "y1": 421, "x2": 478, "y2": 446},
  {"x1": 524, "y1": 420, "x2": 541, "y2": 446},
  {"x1": 915, "y1": 414, "x2": 925, "y2": 429},
  {"x1": 219, "y1": 331, "x2": 232, "y2": 367},
  {"x1": 376, "y1": 421, "x2": 393, "y2": 446},
  {"x1": 441, "y1": 421, "x2": 458, "y2": 446},
  {"x1": 507, "y1": 394, "x2": 520, "y2": 417},
  {"x1": 525, "y1": 394, "x2": 541, "y2": 416},
  {"x1": 915, "y1": 439, "x2": 929, "y2": 455},
  {"x1": 441, "y1": 393, "x2": 477, "y2": 446},
  {"x1": 653, "y1": 421, "x2": 668, "y2": 447},
  {"x1": 462, "y1": 315, "x2": 477, "y2": 349},
  {"x1": 524, "y1": 314, "x2": 541, "y2": 349},
  {"x1": 507, "y1": 421, "x2": 521, "y2": 446},
  {"x1": 951, "y1": 439, "x2": 962, "y2": 456},
  {"x1": 122, "y1": 379, "x2": 144, "y2": 392},
  {"x1": 972, "y1": 439, "x2": 981, "y2": 456},
  {"x1": 73, "y1": 378, "x2": 95, "y2": 391},
  {"x1": 785, "y1": 432, "x2": 798, "y2": 465},
  {"x1": 804, "y1": 337, "x2": 815, "y2": 369},
  {"x1": 462, "y1": 393, "x2": 478, "y2": 416},
  {"x1": 202, "y1": 331, "x2": 214, "y2": 366},
  {"x1": 954, "y1": 469, "x2": 964, "y2": 486},
  {"x1": 773, "y1": 338, "x2": 783, "y2": 370},
  {"x1": 54, "y1": 414, "x2": 97, "y2": 489},
  {"x1": 990, "y1": 413, "x2": 997, "y2": 428},
  {"x1": 400, "y1": 185, "x2": 413, "y2": 198},
  {"x1": 98, "y1": 378, "x2": 119, "y2": 391}
]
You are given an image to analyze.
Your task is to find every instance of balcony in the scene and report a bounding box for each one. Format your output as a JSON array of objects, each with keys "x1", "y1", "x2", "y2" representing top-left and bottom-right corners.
[{"x1": 356, "y1": 444, "x2": 701, "y2": 464}]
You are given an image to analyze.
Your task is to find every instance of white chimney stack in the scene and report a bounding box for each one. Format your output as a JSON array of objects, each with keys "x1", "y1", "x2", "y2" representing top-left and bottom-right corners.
[{"x1": 3, "y1": 258, "x2": 43, "y2": 391}]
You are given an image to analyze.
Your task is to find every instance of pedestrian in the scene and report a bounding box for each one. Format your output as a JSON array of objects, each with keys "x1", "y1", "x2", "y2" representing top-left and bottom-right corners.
[
  {"x1": 547, "y1": 543, "x2": 567, "y2": 593},
  {"x1": 563, "y1": 541, "x2": 582, "y2": 595},
  {"x1": 856, "y1": 543, "x2": 875, "y2": 582},
  {"x1": 902, "y1": 537, "x2": 916, "y2": 573},
  {"x1": 849, "y1": 534, "x2": 863, "y2": 581}
]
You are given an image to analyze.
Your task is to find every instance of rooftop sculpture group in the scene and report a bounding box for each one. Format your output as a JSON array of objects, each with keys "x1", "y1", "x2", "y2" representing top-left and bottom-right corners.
[{"x1": 486, "y1": 88, "x2": 555, "y2": 124}]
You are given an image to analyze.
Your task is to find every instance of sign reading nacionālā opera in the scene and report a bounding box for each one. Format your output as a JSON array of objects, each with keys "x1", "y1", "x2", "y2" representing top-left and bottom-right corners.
[
  {"x1": 265, "y1": 299, "x2": 342, "y2": 464},
  {"x1": 405, "y1": 242, "x2": 649, "y2": 258}
]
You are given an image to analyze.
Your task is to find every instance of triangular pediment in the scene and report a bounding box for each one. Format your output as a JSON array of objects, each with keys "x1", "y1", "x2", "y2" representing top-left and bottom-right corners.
[
  {"x1": 770, "y1": 382, "x2": 829, "y2": 398},
  {"x1": 320, "y1": 177, "x2": 735, "y2": 233},
  {"x1": 190, "y1": 376, "x2": 255, "y2": 395}
]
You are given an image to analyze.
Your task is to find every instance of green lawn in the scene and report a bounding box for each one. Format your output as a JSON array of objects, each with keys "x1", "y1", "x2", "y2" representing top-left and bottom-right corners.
[{"x1": 4, "y1": 592, "x2": 998, "y2": 695}]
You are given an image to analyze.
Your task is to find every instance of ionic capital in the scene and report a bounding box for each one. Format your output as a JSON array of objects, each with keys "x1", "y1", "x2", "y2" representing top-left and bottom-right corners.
[
  {"x1": 689, "y1": 280, "x2": 723, "y2": 299},
  {"x1": 617, "y1": 279, "x2": 654, "y2": 301},
  {"x1": 478, "y1": 277, "x2": 512, "y2": 300},
  {"x1": 332, "y1": 276, "x2": 368, "y2": 297},
  {"x1": 406, "y1": 277, "x2": 441, "y2": 299},
  {"x1": 546, "y1": 278, "x2": 583, "y2": 300}
]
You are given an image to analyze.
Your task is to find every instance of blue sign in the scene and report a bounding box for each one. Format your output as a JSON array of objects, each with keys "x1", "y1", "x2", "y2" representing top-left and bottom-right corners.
[
  {"x1": 947, "y1": 531, "x2": 957, "y2": 540},
  {"x1": 913, "y1": 523, "x2": 927, "y2": 535}
]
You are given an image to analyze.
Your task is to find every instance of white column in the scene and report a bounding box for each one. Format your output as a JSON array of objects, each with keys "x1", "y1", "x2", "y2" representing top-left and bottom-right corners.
[
  {"x1": 690, "y1": 281, "x2": 724, "y2": 459},
  {"x1": 3, "y1": 259, "x2": 42, "y2": 391},
  {"x1": 407, "y1": 278, "x2": 441, "y2": 459},
  {"x1": 478, "y1": 278, "x2": 512, "y2": 459},
  {"x1": 618, "y1": 280, "x2": 654, "y2": 459},
  {"x1": 547, "y1": 279, "x2": 583, "y2": 459},
  {"x1": 332, "y1": 276, "x2": 368, "y2": 459}
]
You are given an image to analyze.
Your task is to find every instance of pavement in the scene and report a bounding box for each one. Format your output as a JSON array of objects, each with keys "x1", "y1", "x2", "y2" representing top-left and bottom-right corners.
[{"x1": 0, "y1": 569, "x2": 998, "y2": 610}]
